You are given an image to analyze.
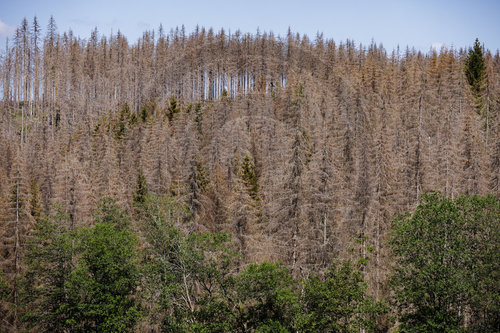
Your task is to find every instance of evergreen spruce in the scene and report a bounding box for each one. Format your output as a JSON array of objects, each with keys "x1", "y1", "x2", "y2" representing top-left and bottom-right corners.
[
  {"x1": 133, "y1": 170, "x2": 148, "y2": 204},
  {"x1": 240, "y1": 154, "x2": 259, "y2": 199},
  {"x1": 465, "y1": 38, "x2": 486, "y2": 99},
  {"x1": 166, "y1": 95, "x2": 180, "y2": 121}
]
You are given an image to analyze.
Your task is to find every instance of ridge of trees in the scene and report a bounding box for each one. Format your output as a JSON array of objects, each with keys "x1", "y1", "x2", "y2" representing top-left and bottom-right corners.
[{"x1": 0, "y1": 16, "x2": 499, "y2": 331}]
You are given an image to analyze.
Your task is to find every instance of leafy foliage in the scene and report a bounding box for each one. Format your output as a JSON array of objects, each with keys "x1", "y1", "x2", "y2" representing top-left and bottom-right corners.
[
  {"x1": 22, "y1": 200, "x2": 141, "y2": 332},
  {"x1": 234, "y1": 262, "x2": 299, "y2": 332},
  {"x1": 301, "y1": 260, "x2": 389, "y2": 332},
  {"x1": 136, "y1": 194, "x2": 236, "y2": 331},
  {"x1": 15, "y1": 192, "x2": 399, "y2": 332},
  {"x1": 21, "y1": 207, "x2": 76, "y2": 332},
  {"x1": 458, "y1": 194, "x2": 500, "y2": 331},
  {"x1": 390, "y1": 192, "x2": 500, "y2": 332},
  {"x1": 135, "y1": 194, "x2": 386, "y2": 332},
  {"x1": 69, "y1": 199, "x2": 141, "y2": 332},
  {"x1": 0, "y1": 270, "x2": 8, "y2": 301}
]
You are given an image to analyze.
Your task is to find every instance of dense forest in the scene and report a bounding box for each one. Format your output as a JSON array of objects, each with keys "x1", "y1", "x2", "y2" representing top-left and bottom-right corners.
[{"x1": 0, "y1": 16, "x2": 499, "y2": 332}]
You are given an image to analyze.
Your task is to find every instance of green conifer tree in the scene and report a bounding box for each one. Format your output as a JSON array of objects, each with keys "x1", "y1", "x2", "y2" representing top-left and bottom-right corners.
[
  {"x1": 465, "y1": 38, "x2": 486, "y2": 99},
  {"x1": 166, "y1": 95, "x2": 180, "y2": 121},
  {"x1": 29, "y1": 179, "x2": 42, "y2": 222},
  {"x1": 240, "y1": 154, "x2": 259, "y2": 199},
  {"x1": 133, "y1": 170, "x2": 148, "y2": 204}
]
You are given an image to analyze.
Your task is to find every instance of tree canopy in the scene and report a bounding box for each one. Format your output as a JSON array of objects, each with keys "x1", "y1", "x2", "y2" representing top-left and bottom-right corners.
[{"x1": 390, "y1": 192, "x2": 500, "y2": 332}]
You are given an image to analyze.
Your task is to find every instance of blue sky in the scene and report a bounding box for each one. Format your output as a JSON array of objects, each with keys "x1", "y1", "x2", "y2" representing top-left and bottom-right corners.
[{"x1": 1, "y1": 0, "x2": 499, "y2": 53}]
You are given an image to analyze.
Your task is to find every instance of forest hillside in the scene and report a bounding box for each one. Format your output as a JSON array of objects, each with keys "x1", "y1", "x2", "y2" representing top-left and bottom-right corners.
[{"x1": 0, "y1": 17, "x2": 499, "y2": 332}]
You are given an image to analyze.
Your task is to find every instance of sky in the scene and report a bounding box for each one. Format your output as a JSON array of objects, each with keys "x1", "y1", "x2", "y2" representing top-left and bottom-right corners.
[{"x1": 0, "y1": 0, "x2": 499, "y2": 53}]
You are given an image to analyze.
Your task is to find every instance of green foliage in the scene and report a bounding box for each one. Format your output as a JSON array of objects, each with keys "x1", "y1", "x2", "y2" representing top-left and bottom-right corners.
[
  {"x1": 29, "y1": 179, "x2": 42, "y2": 222},
  {"x1": 234, "y1": 262, "x2": 299, "y2": 332},
  {"x1": 240, "y1": 154, "x2": 259, "y2": 198},
  {"x1": 136, "y1": 195, "x2": 187, "y2": 329},
  {"x1": 93, "y1": 197, "x2": 131, "y2": 229},
  {"x1": 167, "y1": 95, "x2": 180, "y2": 121},
  {"x1": 254, "y1": 320, "x2": 290, "y2": 332},
  {"x1": 115, "y1": 103, "x2": 131, "y2": 139},
  {"x1": 92, "y1": 117, "x2": 104, "y2": 136},
  {"x1": 133, "y1": 170, "x2": 148, "y2": 204},
  {"x1": 69, "y1": 198, "x2": 140, "y2": 332},
  {"x1": 197, "y1": 158, "x2": 211, "y2": 191},
  {"x1": 136, "y1": 194, "x2": 236, "y2": 331},
  {"x1": 0, "y1": 269, "x2": 13, "y2": 330},
  {"x1": 182, "y1": 232, "x2": 237, "y2": 331},
  {"x1": 22, "y1": 200, "x2": 141, "y2": 332},
  {"x1": 294, "y1": 82, "x2": 305, "y2": 99},
  {"x1": 129, "y1": 112, "x2": 138, "y2": 125},
  {"x1": 139, "y1": 107, "x2": 148, "y2": 122},
  {"x1": 465, "y1": 39, "x2": 486, "y2": 99},
  {"x1": 194, "y1": 102, "x2": 203, "y2": 132},
  {"x1": 55, "y1": 109, "x2": 61, "y2": 128},
  {"x1": 457, "y1": 194, "x2": 500, "y2": 332},
  {"x1": 0, "y1": 270, "x2": 10, "y2": 302},
  {"x1": 300, "y1": 260, "x2": 389, "y2": 332},
  {"x1": 19, "y1": 193, "x2": 394, "y2": 332},
  {"x1": 21, "y1": 207, "x2": 77, "y2": 332},
  {"x1": 143, "y1": 98, "x2": 158, "y2": 120},
  {"x1": 390, "y1": 192, "x2": 500, "y2": 332},
  {"x1": 189, "y1": 156, "x2": 210, "y2": 194},
  {"x1": 221, "y1": 89, "x2": 229, "y2": 102},
  {"x1": 0, "y1": 269, "x2": 12, "y2": 308},
  {"x1": 0, "y1": 269, "x2": 10, "y2": 330},
  {"x1": 185, "y1": 156, "x2": 211, "y2": 221}
]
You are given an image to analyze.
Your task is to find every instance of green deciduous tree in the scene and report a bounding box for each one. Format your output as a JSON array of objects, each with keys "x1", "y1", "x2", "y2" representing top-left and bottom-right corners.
[
  {"x1": 390, "y1": 192, "x2": 499, "y2": 332},
  {"x1": 69, "y1": 198, "x2": 141, "y2": 332},
  {"x1": 458, "y1": 194, "x2": 500, "y2": 332},
  {"x1": 22, "y1": 200, "x2": 141, "y2": 332},
  {"x1": 136, "y1": 194, "x2": 236, "y2": 331},
  {"x1": 233, "y1": 262, "x2": 299, "y2": 332},
  {"x1": 300, "y1": 260, "x2": 389, "y2": 332},
  {"x1": 21, "y1": 207, "x2": 76, "y2": 331}
]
